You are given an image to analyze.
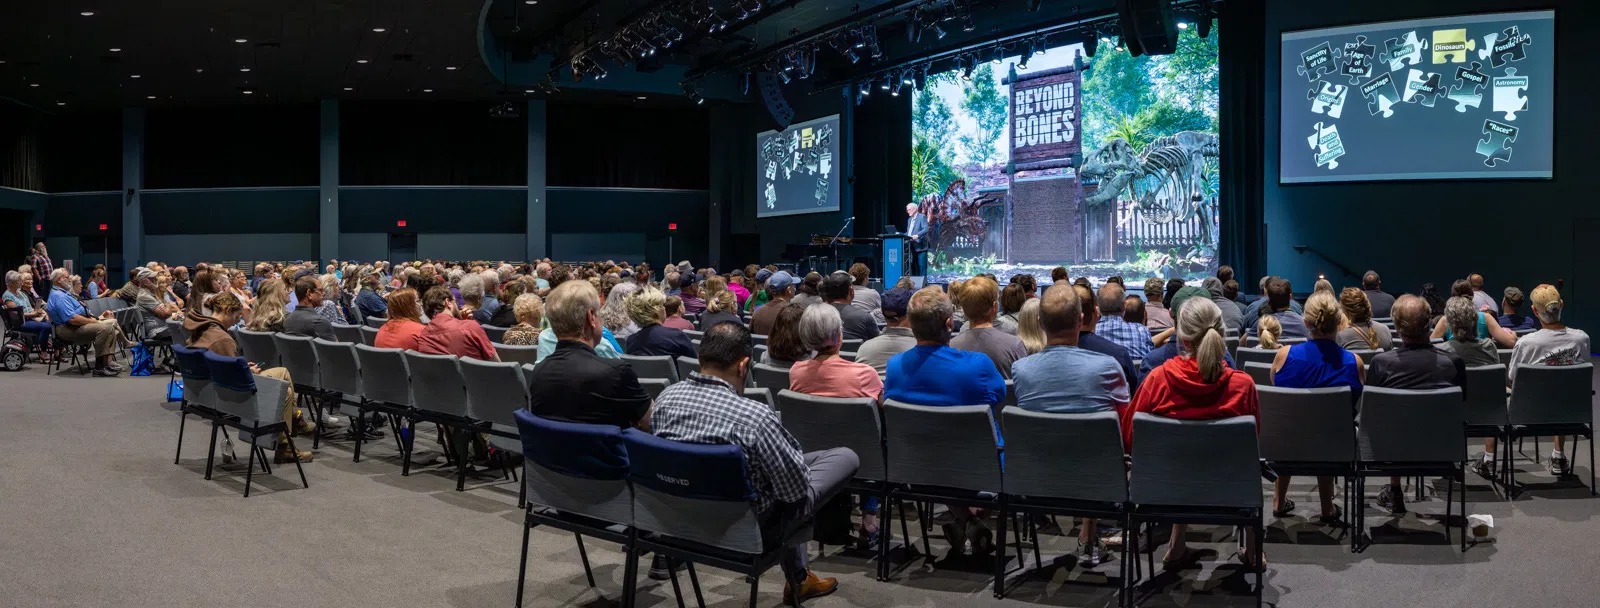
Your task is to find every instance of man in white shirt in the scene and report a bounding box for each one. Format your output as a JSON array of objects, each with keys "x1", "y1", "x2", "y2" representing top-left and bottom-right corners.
[
  {"x1": 1468, "y1": 273, "x2": 1500, "y2": 314},
  {"x1": 1507, "y1": 284, "x2": 1591, "y2": 475}
]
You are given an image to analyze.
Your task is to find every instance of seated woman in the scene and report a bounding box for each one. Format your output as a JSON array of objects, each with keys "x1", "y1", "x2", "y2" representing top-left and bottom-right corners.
[
  {"x1": 1016, "y1": 298, "x2": 1046, "y2": 355},
  {"x1": 600, "y1": 282, "x2": 641, "y2": 340},
  {"x1": 623, "y1": 286, "x2": 696, "y2": 359},
  {"x1": 315, "y1": 274, "x2": 350, "y2": 326},
  {"x1": 1256, "y1": 315, "x2": 1285, "y2": 350},
  {"x1": 698, "y1": 289, "x2": 744, "y2": 331},
  {"x1": 1438, "y1": 296, "x2": 1500, "y2": 366},
  {"x1": 246, "y1": 279, "x2": 290, "y2": 333},
  {"x1": 1124, "y1": 297, "x2": 1261, "y2": 568},
  {"x1": 993, "y1": 283, "x2": 1027, "y2": 335},
  {"x1": 760, "y1": 304, "x2": 811, "y2": 368},
  {"x1": 1432, "y1": 280, "x2": 1517, "y2": 348},
  {"x1": 787, "y1": 303, "x2": 884, "y2": 550},
  {"x1": 375, "y1": 288, "x2": 426, "y2": 350},
  {"x1": 1269, "y1": 291, "x2": 1362, "y2": 522},
  {"x1": 4, "y1": 270, "x2": 53, "y2": 348},
  {"x1": 1336, "y1": 287, "x2": 1392, "y2": 351},
  {"x1": 487, "y1": 277, "x2": 531, "y2": 328},
  {"x1": 501, "y1": 293, "x2": 544, "y2": 346},
  {"x1": 184, "y1": 291, "x2": 315, "y2": 463}
]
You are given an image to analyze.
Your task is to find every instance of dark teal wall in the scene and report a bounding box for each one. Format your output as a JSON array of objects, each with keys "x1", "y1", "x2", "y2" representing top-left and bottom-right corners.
[
  {"x1": 546, "y1": 187, "x2": 710, "y2": 270},
  {"x1": 1262, "y1": 0, "x2": 1600, "y2": 328}
]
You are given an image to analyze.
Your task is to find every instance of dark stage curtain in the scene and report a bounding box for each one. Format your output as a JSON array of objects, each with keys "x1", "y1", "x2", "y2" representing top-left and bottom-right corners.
[
  {"x1": 341, "y1": 101, "x2": 528, "y2": 186},
  {"x1": 44, "y1": 111, "x2": 121, "y2": 192},
  {"x1": 548, "y1": 104, "x2": 708, "y2": 190},
  {"x1": 1217, "y1": 0, "x2": 1268, "y2": 284},
  {"x1": 0, "y1": 104, "x2": 46, "y2": 191}
]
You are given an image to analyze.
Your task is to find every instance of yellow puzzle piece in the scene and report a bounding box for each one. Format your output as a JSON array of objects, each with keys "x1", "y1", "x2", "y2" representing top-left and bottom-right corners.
[{"x1": 1433, "y1": 29, "x2": 1476, "y2": 63}]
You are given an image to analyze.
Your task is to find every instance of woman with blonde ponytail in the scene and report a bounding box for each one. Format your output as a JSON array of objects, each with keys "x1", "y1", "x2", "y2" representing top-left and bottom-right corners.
[
  {"x1": 1256, "y1": 315, "x2": 1284, "y2": 350},
  {"x1": 1122, "y1": 296, "x2": 1261, "y2": 568}
]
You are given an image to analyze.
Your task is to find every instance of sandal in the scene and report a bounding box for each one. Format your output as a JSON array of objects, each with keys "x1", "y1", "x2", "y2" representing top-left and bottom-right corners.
[
  {"x1": 1317, "y1": 505, "x2": 1344, "y2": 524},
  {"x1": 1234, "y1": 550, "x2": 1266, "y2": 570},
  {"x1": 1160, "y1": 546, "x2": 1194, "y2": 570},
  {"x1": 1271, "y1": 498, "x2": 1296, "y2": 519}
]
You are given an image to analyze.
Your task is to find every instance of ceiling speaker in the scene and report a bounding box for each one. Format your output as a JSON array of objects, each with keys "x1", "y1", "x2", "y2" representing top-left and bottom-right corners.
[
  {"x1": 756, "y1": 72, "x2": 794, "y2": 131},
  {"x1": 1115, "y1": 0, "x2": 1178, "y2": 57}
]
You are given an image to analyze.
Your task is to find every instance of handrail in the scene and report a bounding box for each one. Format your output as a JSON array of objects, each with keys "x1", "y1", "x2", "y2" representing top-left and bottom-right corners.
[{"x1": 1291, "y1": 245, "x2": 1358, "y2": 280}]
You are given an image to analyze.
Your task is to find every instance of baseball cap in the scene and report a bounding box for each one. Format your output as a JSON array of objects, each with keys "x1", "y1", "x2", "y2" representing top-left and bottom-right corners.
[
  {"x1": 1503, "y1": 286, "x2": 1525, "y2": 307},
  {"x1": 1531, "y1": 284, "x2": 1562, "y2": 316},
  {"x1": 1169, "y1": 285, "x2": 1211, "y2": 317},
  {"x1": 881, "y1": 287, "x2": 913, "y2": 319},
  {"x1": 134, "y1": 267, "x2": 158, "y2": 281},
  {"x1": 767, "y1": 271, "x2": 798, "y2": 290},
  {"x1": 679, "y1": 272, "x2": 699, "y2": 287},
  {"x1": 755, "y1": 268, "x2": 774, "y2": 283}
]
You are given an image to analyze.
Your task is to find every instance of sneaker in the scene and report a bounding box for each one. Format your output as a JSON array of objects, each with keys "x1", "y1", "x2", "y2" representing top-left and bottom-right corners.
[
  {"x1": 1375, "y1": 484, "x2": 1407, "y2": 514},
  {"x1": 318, "y1": 411, "x2": 343, "y2": 426},
  {"x1": 855, "y1": 527, "x2": 880, "y2": 551},
  {"x1": 1472, "y1": 458, "x2": 1496, "y2": 480},
  {"x1": 1549, "y1": 454, "x2": 1569, "y2": 477},
  {"x1": 1078, "y1": 541, "x2": 1113, "y2": 567},
  {"x1": 92, "y1": 366, "x2": 120, "y2": 377},
  {"x1": 103, "y1": 361, "x2": 124, "y2": 372},
  {"x1": 648, "y1": 554, "x2": 678, "y2": 581},
  {"x1": 940, "y1": 522, "x2": 967, "y2": 556},
  {"x1": 782, "y1": 571, "x2": 839, "y2": 604},
  {"x1": 274, "y1": 445, "x2": 313, "y2": 463},
  {"x1": 966, "y1": 521, "x2": 995, "y2": 556}
]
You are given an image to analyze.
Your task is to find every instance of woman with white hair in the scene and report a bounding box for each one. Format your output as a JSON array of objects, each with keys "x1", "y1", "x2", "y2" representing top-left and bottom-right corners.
[
  {"x1": 785, "y1": 303, "x2": 884, "y2": 550},
  {"x1": 622, "y1": 286, "x2": 696, "y2": 359},
  {"x1": 4, "y1": 269, "x2": 53, "y2": 347},
  {"x1": 599, "y1": 282, "x2": 641, "y2": 339},
  {"x1": 1123, "y1": 297, "x2": 1262, "y2": 568},
  {"x1": 314, "y1": 274, "x2": 349, "y2": 325},
  {"x1": 457, "y1": 272, "x2": 485, "y2": 321},
  {"x1": 501, "y1": 293, "x2": 545, "y2": 346}
]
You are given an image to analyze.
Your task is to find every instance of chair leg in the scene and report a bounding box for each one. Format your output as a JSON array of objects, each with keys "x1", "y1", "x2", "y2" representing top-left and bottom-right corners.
[
  {"x1": 285, "y1": 435, "x2": 309, "y2": 489},
  {"x1": 307, "y1": 395, "x2": 322, "y2": 450},
  {"x1": 1446, "y1": 474, "x2": 1454, "y2": 550},
  {"x1": 1254, "y1": 521, "x2": 1264, "y2": 608},
  {"x1": 455, "y1": 429, "x2": 470, "y2": 492},
  {"x1": 686, "y1": 562, "x2": 706, "y2": 608},
  {"x1": 993, "y1": 503, "x2": 1008, "y2": 599},
  {"x1": 571, "y1": 532, "x2": 596, "y2": 588},
  {"x1": 746, "y1": 575, "x2": 760, "y2": 608},
  {"x1": 174, "y1": 410, "x2": 187, "y2": 464},
  {"x1": 622, "y1": 539, "x2": 639, "y2": 608},
  {"x1": 204, "y1": 422, "x2": 219, "y2": 480},
  {"x1": 258, "y1": 447, "x2": 271, "y2": 474},
  {"x1": 1119, "y1": 518, "x2": 1130, "y2": 608},
  {"x1": 666, "y1": 560, "x2": 687, "y2": 608},
  {"x1": 1590, "y1": 431, "x2": 1597, "y2": 496},
  {"x1": 918, "y1": 502, "x2": 932, "y2": 560},
  {"x1": 518, "y1": 468, "x2": 528, "y2": 510},
  {"x1": 401, "y1": 420, "x2": 415, "y2": 477},
  {"x1": 1029, "y1": 515, "x2": 1041, "y2": 575},
  {"x1": 352, "y1": 409, "x2": 365, "y2": 463},
  {"x1": 516, "y1": 514, "x2": 531, "y2": 608},
  {"x1": 243, "y1": 434, "x2": 257, "y2": 498}
]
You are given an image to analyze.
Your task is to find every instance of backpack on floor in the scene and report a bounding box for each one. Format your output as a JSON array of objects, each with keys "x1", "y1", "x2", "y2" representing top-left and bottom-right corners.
[
  {"x1": 129, "y1": 343, "x2": 155, "y2": 377},
  {"x1": 166, "y1": 378, "x2": 184, "y2": 402}
]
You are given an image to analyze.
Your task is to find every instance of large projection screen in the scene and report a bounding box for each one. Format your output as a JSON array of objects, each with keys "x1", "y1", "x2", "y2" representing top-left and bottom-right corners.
[
  {"x1": 755, "y1": 114, "x2": 841, "y2": 218},
  {"x1": 1280, "y1": 10, "x2": 1554, "y2": 183}
]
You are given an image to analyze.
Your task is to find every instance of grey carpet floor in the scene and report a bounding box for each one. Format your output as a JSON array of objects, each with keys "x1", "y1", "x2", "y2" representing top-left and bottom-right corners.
[{"x1": 3, "y1": 363, "x2": 1599, "y2": 608}]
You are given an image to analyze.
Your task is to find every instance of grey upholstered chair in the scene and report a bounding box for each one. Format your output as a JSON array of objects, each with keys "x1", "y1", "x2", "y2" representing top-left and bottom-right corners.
[
  {"x1": 331, "y1": 323, "x2": 364, "y2": 345},
  {"x1": 1356, "y1": 386, "x2": 1467, "y2": 550},
  {"x1": 620, "y1": 354, "x2": 679, "y2": 382},
  {"x1": 1508, "y1": 363, "x2": 1595, "y2": 493},
  {"x1": 235, "y1": 328, "x2": 281, "y2": 368},
  {"x1": 750, "y1": 362, "x2": 791, "y2": 391},
  {"x1": 496, "y1": 344, "x2": 540, "y2": 366}
]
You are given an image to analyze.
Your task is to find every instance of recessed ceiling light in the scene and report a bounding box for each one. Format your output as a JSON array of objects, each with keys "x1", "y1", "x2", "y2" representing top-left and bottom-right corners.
[
  {"x1": 240, "y1": 67, "x2": 251, "y2": 72},
  {"x1": 422, "y1": 88, "x2": 433, "y2": 92},
  {"x1": 372, "y1": 27, "x2": 386, "y2": 32},
  {"x1": 343, "y1": 87, "x2": 353, "y2": 91},
  {"x1": 195, "y1": 68, "x2": 204, "y2": 73},
  {"x1": 109, "y1": 48, "x2": 121, "y2": 52},
  {"x1": 356, "y1": 59, "x2": 369, "y2": 64},
  {"x1": 131, "y1": 74, "x2": 141, "y2": 78},
  {"x1": 30, "y1": 83, "x2": 39, "y2": 87},
  {"x1": 57, "y1": 102, "x2": 65, "y2": 106},
  {"x1": 243, "y1": 90, "x2": 254, "y2": 95},
  {"x1": 147, "y1": 95, "x2": 156, "y2": 99},
  {"x1": 235, "y1": 38, "x2": 247, "y2": 43},
  {"x1": 445, "y1": 66, "x2": 457, "y2": 71},
  {"x1": 80, "y1": 11, "x2": 94, "y2": 16},
  {"x1": 637, "y1": 96, "x2": 647, "y2": 100},
  {"x1": 525, "y1": 0, "x2": 537, "y2": 4}
]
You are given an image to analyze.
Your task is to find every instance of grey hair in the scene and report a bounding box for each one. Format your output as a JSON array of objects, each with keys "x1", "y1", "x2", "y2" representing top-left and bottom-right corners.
[
  {"x1": 798, "y1": 302, "x2": 844, "y2": 353},
  {"x1": 498, "y1": 264, "x2": 514, "y2": 283},
  {"x1": 319, "y1": 274, "x2": 340, "y2": 298},
  {"x1": 4, "y1": 270, "x2": 19, "y2": 287},
  {"x1": 600, "y1": 282, "x2": 639, "y2": 331},
  {"x1": 458, "y1": 272, "x2": 485, "y2": 304},
  {"x1": 447, "y1": 268, "x2": 465, "y2": 286},
  {"x1": 49, "y1": 267, "x2": 69, "y2": 284},
  {"x1": 479, "y1": 270, "x2": 500, "y2": 292},
  {"x1": 1444, "y1": 296, "x2": 1478, "y2": 342}
]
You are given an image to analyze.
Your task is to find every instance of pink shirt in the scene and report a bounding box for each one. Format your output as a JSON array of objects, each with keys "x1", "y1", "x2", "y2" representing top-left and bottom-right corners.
[
  {"x1": 787, "y1": 356, "x2": 883, "y2": 400},
  {"x1": 663, "y1": 316, "x2": 695, "y2": 331},
  {"x1": 728, "y1": 283, "x2": 751, "y2": 309}
]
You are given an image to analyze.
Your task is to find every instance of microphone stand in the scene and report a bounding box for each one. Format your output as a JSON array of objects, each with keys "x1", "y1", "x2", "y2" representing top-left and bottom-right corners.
[{"x1": 826, "y1": 217, "x2": 855, "y2": 273}]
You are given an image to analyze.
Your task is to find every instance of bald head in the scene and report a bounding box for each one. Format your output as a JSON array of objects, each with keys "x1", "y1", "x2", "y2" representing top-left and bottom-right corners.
[
  {"x1": 1096, "y1": 282, "x2": 1126, "y2": 315},
  {"x1": 1468, "y1": 274, "x2": 1485, "y2": 290},
  {"x1": 1392, "y1": 294, "x2": 1433, "y2": 345},
  {"x1": 1039, "y1": 283, "x2": 1083, "y2": 338}
]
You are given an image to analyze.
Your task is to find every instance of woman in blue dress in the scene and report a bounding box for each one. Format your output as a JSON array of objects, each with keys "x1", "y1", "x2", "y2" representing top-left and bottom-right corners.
[{"x1": 1270, "y1": 291, "x2": 1366, "y2": 521}]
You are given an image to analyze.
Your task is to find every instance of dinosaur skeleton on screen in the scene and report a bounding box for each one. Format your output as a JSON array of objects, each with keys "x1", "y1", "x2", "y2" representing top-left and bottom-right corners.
[{"x1": 1079, "y1": 131, "x2": 1219, "y2": 245}]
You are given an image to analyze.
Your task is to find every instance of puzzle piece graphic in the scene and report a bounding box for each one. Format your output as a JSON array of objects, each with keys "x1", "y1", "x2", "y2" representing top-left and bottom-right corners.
[
  {"x1": 1403, "y1": 69, "x2": 1446, "y2": 107},
  {"x1": 1448, "y1": 61, "x2": 1487, "y2": 112},
  {"x1": 1309, "y1": 79, "x2": 1347, "y2": 119},
  {"x1": 1479, "y1": 26, "x2": 1532, "y2": 69},
  {"x1": 1359, "y1": 72, "x2": 1401, "y2": 118},
  {"x1": 764, "y1": 182, "x2": 777, "y2": 208},
  {"x1": 1379, "y1": 31, "x2": 1428, "y2": 72},
  {"x1": 1475, "y1": 119, "x2": 1518, "y2": 167},
  {"x1": 1493, "y1": 67, "x2": 1529, "y2": 121},
  {"x1": 1296, "y1": 41, "x2": 1340, "y2": 83},
  {"x1": 1431, "y1": 28, "x2": 1476, "y2": 63},
  {"x1": 1341, "y1": 35, "x2": 1376, "y2": 84},
  {"x1": 1307, "y1": 121, "x2": 1345, "y2": 170}
]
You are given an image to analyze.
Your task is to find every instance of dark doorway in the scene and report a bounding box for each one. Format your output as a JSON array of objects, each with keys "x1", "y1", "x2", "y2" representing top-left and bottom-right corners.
[{"x1": 388, "y1": 233, "x2": 417, "y2": 263}]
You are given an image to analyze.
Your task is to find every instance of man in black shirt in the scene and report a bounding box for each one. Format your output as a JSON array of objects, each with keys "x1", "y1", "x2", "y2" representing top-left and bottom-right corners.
[
  {"x1": 526, "y1": 280, "x2": 652, "y2": 430},
  {"x1": 823, "y1": 272, "x2": 880, "y2": 342},
  {"x1": 1364, "y1": 294, "x2": 1465, "y2": 514}
]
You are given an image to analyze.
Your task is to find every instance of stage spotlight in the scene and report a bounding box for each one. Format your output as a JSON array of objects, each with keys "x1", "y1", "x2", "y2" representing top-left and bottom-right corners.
[
  {"x1": 881, "y1": 74, "x2": 891, "y2": 90},
  {"x1": 1018, "y1": 52, "x2": 1029, "y2": 69},
  {"x1": 1034, "y1": 36, "x2": 1047, "y2": 55},
  {"x1": 952, "y1": 55, "x2": 964, "y2": 78},
  {"x1": 868, "y1": 30, "x2": 883, "y2": 58},
  {"x1": 902, "y1": 71, "x2": 914, "y2": 86},
  {"x1": 1084, "y1": 32, "x2": 1099, "y2": 57},
  {"x1": 1198, "y1": 17, "x2": 1212, "y2": 38},
  {"x1": 860, "y1": 81, "x2": 872, "y2": 96},
  {"x1": 1026, "y1": 0, "x2": 1043, "y2": 10},
  {"x1": 778, "y1": 70, "x2": 791, "y2": 84},
  {"x1": 846, "y1": 48, "x2": 860, "y2": 64},
  {"x1": 853, "y1": 29, "x2": 866, "y2": 49},
  {"x1": 961, "y1": 12, "x2": 975, "y2": 32},
  {"x1": 933, "y1": 23, "x2": 947, "y2": 40},
  {"x1": 742, "y1": 72, "x2": 751, "y2": 95},
  {"x1": 914, "y1": 68, "x2": 927, "y2": 91},
  {"x1": 908, "y1": 10, "x2": 924, "y2": 43},
  {"x1": 961, "y1": 57, "x2": 974, "y2": 80},
  {"x1": 992, "y1": 45, "x2": 1005, "y2": 64}
]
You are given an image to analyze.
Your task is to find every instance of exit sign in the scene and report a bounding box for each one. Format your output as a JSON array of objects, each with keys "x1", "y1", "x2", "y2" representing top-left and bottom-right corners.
[
  {"x1": 396, "y1": 220, "x2": 407, "y2": 227},
  {"x1": 668, "y1": 223, "x2": 677, "y2": 230}
]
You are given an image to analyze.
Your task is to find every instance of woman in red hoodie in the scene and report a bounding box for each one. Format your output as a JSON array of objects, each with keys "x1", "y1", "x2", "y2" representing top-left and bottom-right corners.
[{"x1": 1122, "y1": 296, "x2": 1261, "y2": 568}]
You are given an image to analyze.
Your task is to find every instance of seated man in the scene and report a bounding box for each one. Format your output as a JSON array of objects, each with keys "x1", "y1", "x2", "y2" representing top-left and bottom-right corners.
[
  {"x1": 126, "y1": 268, "x2": 182, "y2": 339},
  {"x1": 1251, "y1": 278, "x2": 1308, "y2": 340},
  {"x1": 884, "y1": 286, "x2": 1007, "y2": 556},
  {"x1": 527, "y1": 280, "x2": 652, "y2": 428},
  {"x1": 284, "y1": 277, "x2": 336, "y2": 341},
  {"x1": 416, "y1": 286, "x2": 499, "y2": 361},
  {"x1": 1497, "y1": 286, "x2": 1540, "y2": 332},
  {"x1": 949, "y1": 276, "x2": 1027, "y2": 379},
  {"x1": 1241, "y1": 275, "x2": 1304, "y2": 330},
  {"x1": 1365, "y1": 295, "x2": 1465, "y2": 512},
  {"x1": 44, "y1": 268, "x2": 123, "y2": 376},
  {"x1": 823, "y1": 272, "x2": 880, "y2": 341},
  {"x1": 1010, "y1": 283, "x2": 1130, "y2": 565},
  {"x1": 1468, "y1": 273, "x2": 1499, "y2": 314},
  {"x1": 854, "y1": 287, "x2": 916, "y2": 374},
  {"x1": 185, "y1": 291, "x2": 315, "y2": 463},
  {"x1": 1093, "y1": 282, "x2": 1153, "y2": 360},
  {"x1": 750, "y1": 271, "x2": 797, "y2": 336},
  {"x1": 1506, "y1": 285, "x2": 1591, "y2": 476},
  {"x1": 652, "y1": 322, "x2": 858, "y2": 603},
  {"x1": 677, "y1": 274, "x2": 706, "y2": 314},
  {"x1": 1074, "y1": 284, "x2": 1141, "y2": 392},
  {"x1": 1141, "y1": 277, "x2": 1174, "y2": 331},
  {"x1": 354, "y1": 269, "x2": 388, "y2": 319}
]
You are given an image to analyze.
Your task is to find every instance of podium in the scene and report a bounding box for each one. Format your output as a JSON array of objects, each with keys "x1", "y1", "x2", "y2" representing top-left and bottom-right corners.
[{"x1": 879, "y1": 234, "x2": 904, "y2": 289}]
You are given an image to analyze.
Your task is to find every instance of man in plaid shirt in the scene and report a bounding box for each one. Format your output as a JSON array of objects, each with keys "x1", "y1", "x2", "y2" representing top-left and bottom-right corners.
[
  {"x1": 1093, "y1": 282, "x2": 1154, "y2": 360},
  {"x1": 651, "y1": 322, "x2": 859, "y2": 603},
  {"x1": 27, "y1": 242, "x2": 53, "y2": 298}
]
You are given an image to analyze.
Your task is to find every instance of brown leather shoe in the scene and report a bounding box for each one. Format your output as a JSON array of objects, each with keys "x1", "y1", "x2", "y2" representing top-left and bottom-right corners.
[
  {"x1": 782, "y1": 571, "x2": 838, "y2": 604},
  {"x1": 274, "y1": 446, "x2": 313, "y2": 463},
  {"x1": 293, "y1": 418, "x2": 317, "y2": 436}
]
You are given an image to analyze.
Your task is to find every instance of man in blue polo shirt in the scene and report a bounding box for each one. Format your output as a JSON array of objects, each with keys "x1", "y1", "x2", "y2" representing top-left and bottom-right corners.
[{"x1": 44, "y1": 268, "x2": 123, "y2": 376}]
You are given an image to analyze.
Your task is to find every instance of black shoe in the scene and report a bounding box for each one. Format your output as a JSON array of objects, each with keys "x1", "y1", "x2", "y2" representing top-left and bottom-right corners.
[
  {"x1": 93, "y1": 366, "x2": 120, "y2": 377},
  {"x1": 1472, "y1": 458, "x2": 1496, "y2": 480},
  {"x1": 648, "y1": 554, "x2": 679, "y2": 580},
  {"x1": 1272, "y1": 498, "x2": 1297, "y2": 519},
  {"x1": 1375, "y1": 485, "x2": 1407, "y2": 514}
]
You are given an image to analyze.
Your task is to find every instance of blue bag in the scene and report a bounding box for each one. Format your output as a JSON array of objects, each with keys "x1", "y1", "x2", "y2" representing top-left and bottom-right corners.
[
  {"x1": 166, "y1": 378, "x2": 184, "y2": 402},
  {"x1": 129, "y1": 344, "x2": 154, "y2": 377}
]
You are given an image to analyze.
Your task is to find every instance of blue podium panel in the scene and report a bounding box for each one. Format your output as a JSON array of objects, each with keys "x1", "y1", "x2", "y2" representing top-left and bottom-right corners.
[{"x1": 881, "y1": 235, "x2": 903, "y2": 290}]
